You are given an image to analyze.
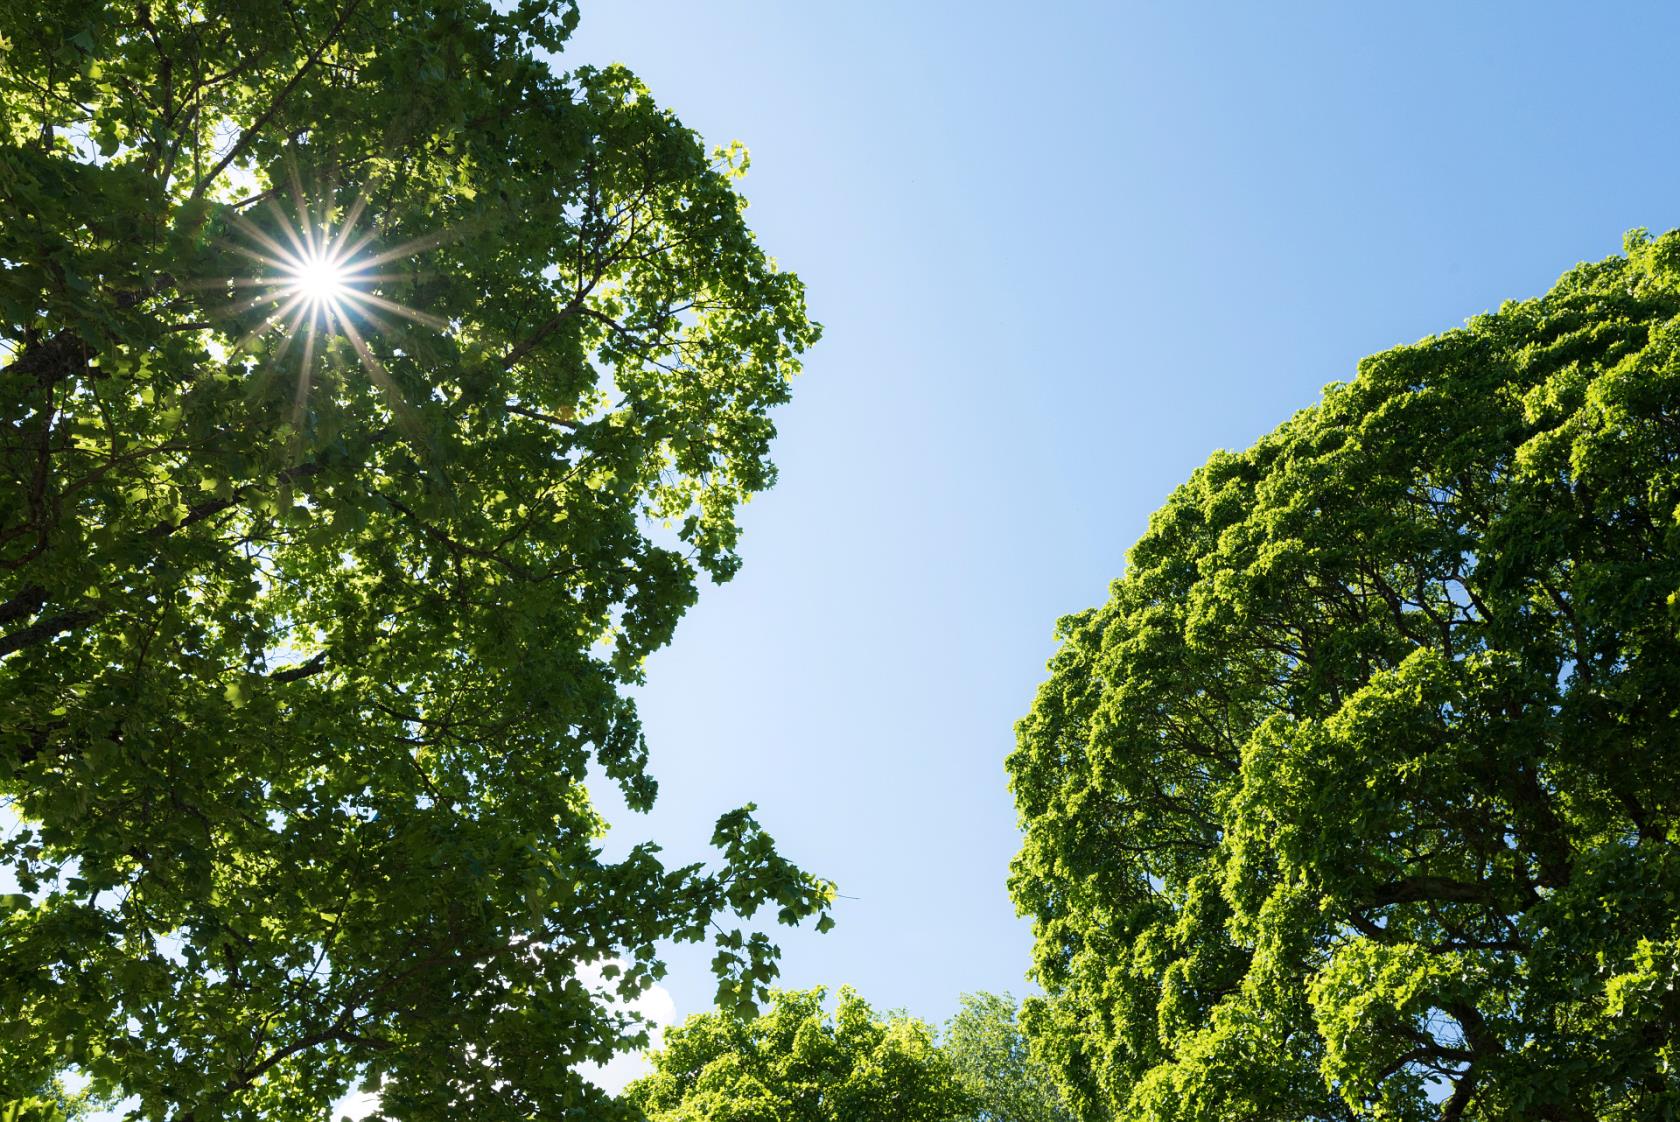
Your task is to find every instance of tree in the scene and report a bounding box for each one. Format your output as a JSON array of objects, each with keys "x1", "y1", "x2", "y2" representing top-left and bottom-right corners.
[
  {"x1": 0, "y1": 2, "x2": 830, "y2": 1118},
  {"x1": 624, "y1": 986, "x2": 973, "y2": 1122},
  {"x1": 942, "y1": 992, "x2": 1072, "y2": 1122},
  {"x1": 1008, "y1": 231, "x2": 1680, "y2": 1122}
]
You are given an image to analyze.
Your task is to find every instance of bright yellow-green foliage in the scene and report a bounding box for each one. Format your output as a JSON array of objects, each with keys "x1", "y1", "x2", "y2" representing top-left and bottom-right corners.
[
  {"x1": 0, "y1": 2, "x2": 828, "y2": 1119},
  {"x1": 1009, "y1": 232, "x2": 1680, "y2": 1121},
  {"x1": 625, "y1": 987, "x2": 973, "y2": 1122},
  {"x1": 943, "y1": 992, "x2": 1073, "y2": 1122}
]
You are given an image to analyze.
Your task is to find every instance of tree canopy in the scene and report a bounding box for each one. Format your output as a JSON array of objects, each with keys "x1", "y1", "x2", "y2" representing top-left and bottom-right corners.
[
  {"x1": 1009, "y1": 231, "x2": 1680, "y2": 1121},
  {"x1": 942, "y1": 992, "x2": 1072, "y2": 1122},
  {"x1": 624, "y1": 986, "x2": 973, "y2": 1122},
  {"x1": 0, "y1": 1, "x2": 828, "y2": 1118}
]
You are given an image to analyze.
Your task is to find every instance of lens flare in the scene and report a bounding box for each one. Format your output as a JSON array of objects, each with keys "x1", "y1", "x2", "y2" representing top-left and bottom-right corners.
[
  {"x1": 284, "y1": 248, "x2": 353, "y2": 312},
  {"x1": 201, "y1": 181, "x2": 454, "y2": 434}
]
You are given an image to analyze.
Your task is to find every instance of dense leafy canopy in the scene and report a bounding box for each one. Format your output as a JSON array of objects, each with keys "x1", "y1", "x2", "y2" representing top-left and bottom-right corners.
[
  {"x1": 1009, "y1": 232, "x2": 1680, "y2": 1121},
  {"x1": 942, "y1": 992, "x2": 1072, "y2": 1122},
  {"x1": 0, "y1": 1, "x2": 828, "y2": 1118},
  {"x1": 625, "y1": 987, "x2": 972, "y2": 1122}
]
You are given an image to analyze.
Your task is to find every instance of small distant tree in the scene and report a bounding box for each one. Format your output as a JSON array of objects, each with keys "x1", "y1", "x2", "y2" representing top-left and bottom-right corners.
[
  {"x1": 943, "y1": 992, "x2": 1072, "y2": 1122},
  {"x1": 624, "y1": 987, "x2": 974, "y2": 1122}
]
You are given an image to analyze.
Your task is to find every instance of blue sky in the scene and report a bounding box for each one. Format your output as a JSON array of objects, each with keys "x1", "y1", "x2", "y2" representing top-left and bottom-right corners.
[{"x1": 560, "y1": 0, "x2": 1680, "y2": 1036}]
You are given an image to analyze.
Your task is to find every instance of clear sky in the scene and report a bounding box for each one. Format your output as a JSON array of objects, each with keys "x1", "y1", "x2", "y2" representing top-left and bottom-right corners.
[{"x1": 557, "y1": 0, "x2": 1680, "y2": 1047}]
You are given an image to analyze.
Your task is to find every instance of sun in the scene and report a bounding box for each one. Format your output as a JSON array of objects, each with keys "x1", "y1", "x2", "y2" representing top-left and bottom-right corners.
[
  {"x1": 283, "y1": 246, "x2": 354, "y2": 313},
  {"x1": 261, "y1": 209, "x2": 381, "y2": 330},
  {"x1": 215, "y1": 183, "x2": 452, "y2": 348},
  {"x1": 218, "y1": 188, "x2": 450, "y2": 352},
  {"x1": 202, "y1": 183, "x2": 453, "y2": 432}
]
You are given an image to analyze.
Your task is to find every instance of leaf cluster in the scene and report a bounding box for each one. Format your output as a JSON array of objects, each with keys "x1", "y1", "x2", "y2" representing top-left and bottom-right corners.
[
  {"x1": 942, "y1": 992, "x2": 1074, "y2": 1122},
  {"x1": 624, "y1": 987, "x2": 974, "y2": 1122}
]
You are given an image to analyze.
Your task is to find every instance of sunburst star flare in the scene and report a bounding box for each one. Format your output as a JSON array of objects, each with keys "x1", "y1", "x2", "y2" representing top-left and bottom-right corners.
[
  {"x1": 203, "y1": 186, "x2": 454, "y2": 428},
  {"x1": 284, "y1": 246, "x2": 355, "y2": 313}
]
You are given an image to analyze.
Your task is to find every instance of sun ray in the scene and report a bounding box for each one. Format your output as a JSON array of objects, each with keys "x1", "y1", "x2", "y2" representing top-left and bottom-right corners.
[
  {"x1": 335, "y1": 307, "x2": 401, "y2": 399},
  {"x1": 232, "y1": 207, "x2": 308, "y2": 267},
  {"x1": 226, "y1": 242, "x2": 301, "y2": 275},
  {"x1": 243, "y1": 295, "x2": 315, "y2": 405},
  {"x1": 212, "y1": 284, "x2": 300, "y2": 324},
  {"x1": 337, "y1": 288, "x2": 450, "y2": 331},
  {"x1": 327, "y1": 192, "x2": 373, "y2": 258},
  {"x1": 230, "y1": 290, "x2": 310, "y2": 355},
  {"x1": 268, "y1": 297, "x2": 315, "y2": 365},
  {"x1": 265, "y1": 199, "x2": 313, "y2": 265},
  {"x1": 354, "y1": 229, "x2": 457, "y2": 271},
  {"x1": 290, "y1": 320, "x2": 318, "y2": 440},
  {"x1": 287, "y1": 163, "x2": 320, "y2": 261},
  {"x1": 337, "y1": 271, "x2": 442, "y2": 284}
]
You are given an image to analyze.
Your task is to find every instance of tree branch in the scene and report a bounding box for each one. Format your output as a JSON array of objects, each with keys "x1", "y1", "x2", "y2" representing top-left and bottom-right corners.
[
  {"x1": 1366, "y1": 875, "x2": 1516, "y2": 908},
  {"x1": 0, "y1": 584, "x2": 47, "y2": 628},
  {"x1": 500, "y1": 296, "x2": 584, "y2": 369},
  {"x1": 504, "y1": 403, "x2": 578, "y2": 429},
  {"x1": 3, "y1": 331, "x2": 89, "y2": 390},
  {"x1": 0, "y1": 605, "x2": 105, "y2": 658},
  {"x1": 190, "y1": 0, "x2": 365, "y2": 199},
  {"x1": 3, "y1": 435, "x2": 388, "y2": 658},
  {"x1": 1439, "y1": 1069, "x2": 1478, "y2": 1122},
  {"x1": 269, "y1": 652, "x2": 327, "y2": 683}
]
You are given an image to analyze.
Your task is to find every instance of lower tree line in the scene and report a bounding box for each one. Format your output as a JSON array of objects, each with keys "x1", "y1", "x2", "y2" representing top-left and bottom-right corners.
[{"x1": 625, "y1": 988, "x2": 1072, "y2": 1122}]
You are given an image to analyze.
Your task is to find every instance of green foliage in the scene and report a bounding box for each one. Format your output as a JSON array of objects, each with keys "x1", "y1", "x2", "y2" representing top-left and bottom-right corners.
[
  {"x1": 625, "y1": 986, "x2": 973, "y2": 1122},
  {"x1": 0, "y1": 1077, "x2": 96, "y2": 1122},
  {"x1": 1009, "y1": 231, "x2": 1680, "y2": 1121},
  {"x1": 943, "y1": 992, "x2": 1073, "y2": 1122},
  {"x1": 0, "y1": 1, "x2": 828, "y2": 1118}
]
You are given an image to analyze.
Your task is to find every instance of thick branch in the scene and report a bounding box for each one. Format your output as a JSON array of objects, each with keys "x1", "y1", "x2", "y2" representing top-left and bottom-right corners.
[
  {"x1": 0, "y1": 605, "x2": 104, "y2": 658},
  {"x1": 504, "y1": 403, "x2": 577, "y2": 429},
  {"x1": 500, "y1": 297, "x2": 584, "y2": 370},
  {"x1": 3, "y1": 331, "x2": 88, "y2": 390},
  {"x1": 1376, "y1": 1043, "x2": 1474, "y2": 1083},
  {"x1": 1439, "y1": 1069, "x2": 1478, "y2": 1122},
  {"x1": 2, "y1": 435, "x2": 385, "y2": 658},
  {"x1": 1367, "y1": 876, "x2": 1518, "y2": 909},
  {"x1": 0, "y1": 584, "x2": 47, "y2": 628},
  {"x1": 269, "y1": 652, "x2": 327, "y2": 683}
]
